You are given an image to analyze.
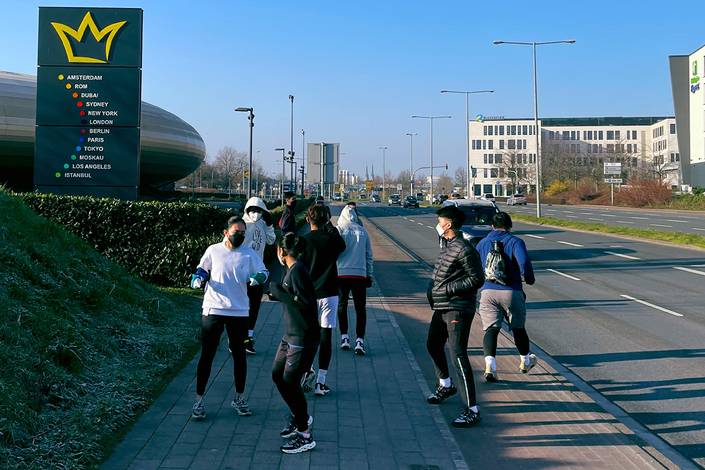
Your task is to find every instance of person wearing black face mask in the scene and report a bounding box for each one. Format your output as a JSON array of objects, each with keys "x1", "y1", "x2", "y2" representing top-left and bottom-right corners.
[{"x1": 189, "y1": 216, "x2": 269, "y2": 421}]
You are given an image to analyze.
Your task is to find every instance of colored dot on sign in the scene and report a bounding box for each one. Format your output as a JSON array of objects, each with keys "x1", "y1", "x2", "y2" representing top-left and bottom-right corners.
[
  {"x1": 64, "y1": 164, "x2": 69, "y2": 169},
  {"x1": 75, "y1": 146, "x2": 81, "y2": 152},
  {"x1": 76, "y1": 101, "x2": 83, "y2": 107},
  {"x1": 57, "y1": 74, "x2": 64, "y2": 80},
  {"x1": 65, "y1": 83, "x2": 72, "y2": 89},
  {"x1": 79, "y1": 110, "x2": 86, "y2": 116},
  {"x1": 79, "y1": 137, "x2": 85, "y2": 143},
  {"x1": 80, "y1": 119, "x2": 87, "y2": 125},
  {"x1": 72, "y1": 92, "x2": 78, "y2": 99},
  {"x1": 80, "y1": 129, "x2": 87, "y2": 134},
  {"x1": 71, "y1": 155, "x2": 77, "y2": 160},
  {"x1": 55, "y1": 172, "x2": 61, "y2": 178}
]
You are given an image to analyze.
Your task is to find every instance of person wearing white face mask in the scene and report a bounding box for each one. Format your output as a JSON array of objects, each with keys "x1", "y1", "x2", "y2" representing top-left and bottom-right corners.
[
  {"x1": 426, "y1": 205, "x2": 485, "y2": 428},
  {"x1": 243, "y1": 197, "x2": 276, "y2": 354}
]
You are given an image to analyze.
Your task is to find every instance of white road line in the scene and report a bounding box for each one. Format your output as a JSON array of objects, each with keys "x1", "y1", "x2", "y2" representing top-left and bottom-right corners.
[
  {"x1": 665, "y1": 219, "x2": 688, "y2": 223},
  {"x1": 650, "y1": 224, "x2": 673, "y2": 228},
  {"x1": 603, "y1": 214, "x2": 617, "y2": 217},
  {"x1": 628, "y1": 216, "x2": 649, "y2": 220},
  {"x1": 408, "y1": 219, "x2": 416, "y2": 222},
  {"x1": 557, "y1": 241, "x2": 584, "y2": 247},
  {"x1": 620, "y1": 295, "x2": 684, "y2": 317},
  {"x1": 417, "y1": 222, "x2": 424, "y2": 226},
  {"x1": 563, "y1": 210, "x2": 574, "y2": 213},
  {"x1": 673, "y1": 266, "x2": 705, "y2": 277},
  {"x1": 526, "y1": 234, "x2": 545, "y2": 239},
  {"x1": 546, "y1": 268, "x2": 581, "y2": 281},
  {"x1": 567, "y1": 215, "x2": 578, "y2": 218},
  {"x1": 693, "y1": 228, "x2": 705, "y2": 232},
  {"x1": 615, "y1": 220, "x2": 635, "y2": 224},
  {"x1": 580, "y1": 212, "x2": 594, "y2": 215},
  {"x1": 605, "y1": 251, "x2": 641, "y2": 260},
  {"x1": 588, "y1": 217, "x2": 603, "y2": 221},
  {"x1": 692, "y1": 264, "x2": 705, "y2": 267},
  {"x1": 426, "y1": 225, "x2": 435, "y2": 230}
]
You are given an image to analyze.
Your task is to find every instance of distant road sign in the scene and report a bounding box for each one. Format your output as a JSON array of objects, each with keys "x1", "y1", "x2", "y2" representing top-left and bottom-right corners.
[
  {"x1": 604, "y1": 162, "x2": 622, "y2": 175},
  {"x1": 604, "y1": 178, "x2": 623, "y2": 184},
  {"x1": 396, "y1": 184, "x2": 402, "y2": 191}
]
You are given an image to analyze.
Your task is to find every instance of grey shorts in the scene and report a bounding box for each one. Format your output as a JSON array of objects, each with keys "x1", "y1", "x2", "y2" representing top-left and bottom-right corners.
[{"x1": 478, "y1": 289, "x2": 527, "y2": 331}]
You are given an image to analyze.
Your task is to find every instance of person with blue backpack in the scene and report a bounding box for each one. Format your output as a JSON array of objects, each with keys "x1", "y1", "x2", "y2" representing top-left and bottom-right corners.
[{"x1": 475, "y1": 212, "x2": 536, "y2": 383}]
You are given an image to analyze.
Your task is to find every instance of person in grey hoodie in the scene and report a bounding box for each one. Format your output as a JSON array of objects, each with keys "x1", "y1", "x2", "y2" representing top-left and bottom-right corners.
[
  {"x1": 336, "y1": 204, "x2": 373, "y2": 355},
  {"x1": 242, "y1": 197, "x2": 276, "y2": 354}
]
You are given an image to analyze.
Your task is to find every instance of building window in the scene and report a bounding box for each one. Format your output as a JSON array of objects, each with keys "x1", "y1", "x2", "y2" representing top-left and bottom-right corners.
[
  {"x1": 483, "y1": 126, "x2": 488, "y2": 136},
  {"x1": 483, "y1": 154, "x2": 488, "y2": 164},
  {"x1": 670, "y1": 123, "x2": 676, "y2": 134},
  {"x1": 615, "y1": 130, "x2": 620, "y2": 140},
  {"x1": 490, "y1": 168, "x2": 498, "y2": 178},
  {"x1": 495, "y1": 154, "x2": 503, "y2": 164},
  {"x1": 499, "y1": 168, "x2": 505, "y2": 178},
  {"x1": 488, "y1": 140, "x2": 494, "y2": 150},
  {"x1": 577, "y1": 130, "x2": 581, "y2": 140},
  {"x1": 508, "y1": 139, "x2": 516, "y2": 150},
  {"x1": 499, "y1": 126, "x2": 504, "y2": 135},
  {"x1": 494, "y1": 125, "x2": 498, "y2": 135},
  {"x1": 483, "y1": 184, "x2": 492, "y2": 194},
  {"x1": 510, "y1": 125, "x2": 517, "y2": 135},
  {"x1": 587, "y1": 144, "x2": 592, "y2": 153},
  {"x1": 522, "y1": 125, "x2": 528, "y2": 135},
  {"x1": 488, "y1": 154, "x2": 494, "y2": 164},
  {"x1": 483, "y1": 169, "x2": 488, "y2": 178},
  {"x1": 487, "y1": 126, "x2": 494, "y2": 136},
  {"x1": 529, "y1": 125, "x2": 533, "y2": 135},
  {"x1": 482, "y1": 140, "x2": 487, "y2": 150},
  {"x1": 627, "y1": 144, "x2": 632, "y2": 153},
  {"x1": 598, "y1": 131, "x2": 604, "y2": 140},
  {"x1": 570, "y1": 130, "x2": 576, "y2": 140},
  {"x1": 607, "y1": 130, "x2": 614, "y2": 140}
]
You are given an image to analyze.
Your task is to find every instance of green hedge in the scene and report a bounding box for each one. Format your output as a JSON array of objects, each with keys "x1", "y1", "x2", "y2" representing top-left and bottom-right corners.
[{"x1": 19, "y1": 193, "x2": 235, "y2": 287}]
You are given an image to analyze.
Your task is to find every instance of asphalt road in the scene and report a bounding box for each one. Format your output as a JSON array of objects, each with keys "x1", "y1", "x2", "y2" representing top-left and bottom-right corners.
[
  {"x1": 353, "y1": 203, "x2": 705, "y2": 468},
  {"x1": 504, "y1": 202, "x2": 705, "y2": 235}
]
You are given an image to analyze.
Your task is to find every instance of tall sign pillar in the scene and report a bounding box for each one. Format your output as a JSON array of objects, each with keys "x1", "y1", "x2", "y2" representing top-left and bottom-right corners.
[{"x1": 35, "y1": 7, "x2": 143, "y2": 199}]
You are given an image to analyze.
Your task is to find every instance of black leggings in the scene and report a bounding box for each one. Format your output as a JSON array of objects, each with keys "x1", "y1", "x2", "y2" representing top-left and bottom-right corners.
[
  {"x1": 247, "y1": 284, "x2": 264, "y2": 333},
  {"x1": 338, "y1": 278, "x2": 367, "y2": 339},
  {"x1": 196, "y1": 315, "x2": 248, "y2": 396},
  {"x1": 318, "y1": 328, "x2": 332, "y2": 370},
  {"x1": 272, "y1": 340, "x2": 318, "y2": 431},
  {"x1": 483, "y1": 326, "x2": 530, "y2": 357},
  {"x1": 426, "y1": 309, "x2": 477, "y2": 408}
]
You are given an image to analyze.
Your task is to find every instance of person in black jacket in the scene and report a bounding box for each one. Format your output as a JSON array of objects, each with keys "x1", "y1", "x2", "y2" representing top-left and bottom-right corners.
[
  {"x1": 278, "y1": 192, "x2": 297, "y2": 235},
  {"x1": 270, "y1": 233, "x2": 320, "y2": 454},
  {"x1": 300, "y1": 204, "x2": 346, "y2": 396},
  {"x1": 426, "y1": 204, "x2": 484, "y2": 427}
]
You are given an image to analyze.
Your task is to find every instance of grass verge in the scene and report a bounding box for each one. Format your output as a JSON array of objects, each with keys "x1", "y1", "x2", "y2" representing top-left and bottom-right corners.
[
  {"x1": 0, "y1": 191, "x2": 203, "y2": 469},
  {"x1": 510, "y1": 213, "x2": 705, "y2": 250}
]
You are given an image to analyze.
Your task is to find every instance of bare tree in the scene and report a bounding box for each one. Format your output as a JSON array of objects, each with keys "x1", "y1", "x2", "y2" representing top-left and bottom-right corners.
[
  {"x1": 454, "y1": 167, "x2": 467, "y2": 189},
  {"x1": 436, "y1": 174, "x2": 453, "y2": 194},
  {"x1": 215, "y1": 146, "x2": 247, "y2": 196}
]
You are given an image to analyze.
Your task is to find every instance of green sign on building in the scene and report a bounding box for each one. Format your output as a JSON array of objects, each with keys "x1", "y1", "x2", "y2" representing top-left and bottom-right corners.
[{"x1": 35, "y1": 7, "x2": 143, "y2": 199}]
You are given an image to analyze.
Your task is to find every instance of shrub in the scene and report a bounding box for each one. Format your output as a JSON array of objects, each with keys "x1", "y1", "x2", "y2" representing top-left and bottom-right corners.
[
  {"x1": 616, "y1": 178, "x2": 672, "y2": 207},
  {"x1": 545, "y1": 180, "x2": 571, "y2": 196}
]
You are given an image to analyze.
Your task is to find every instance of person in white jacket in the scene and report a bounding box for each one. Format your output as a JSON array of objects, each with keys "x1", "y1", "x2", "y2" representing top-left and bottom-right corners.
[
  {"x1": 242, "y1": 197, "x2": 276, "y2": 354},
  {"x1": 189, "y1": 216, "x2": 269, "y2": 420},
  {"x1": 336, "y1": 204, "x2": 374, "y2": 355}
]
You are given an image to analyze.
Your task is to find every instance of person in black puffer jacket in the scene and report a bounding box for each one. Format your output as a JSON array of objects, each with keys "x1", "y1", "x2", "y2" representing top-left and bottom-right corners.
[{"x1": 426, "y1": 204, "x2": 484, "y2": 428}]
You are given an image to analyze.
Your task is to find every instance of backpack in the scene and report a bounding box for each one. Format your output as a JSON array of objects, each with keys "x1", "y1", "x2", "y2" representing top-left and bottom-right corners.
[{"x1": 484, "y1": 240, "x2": 509, "y2": 285}]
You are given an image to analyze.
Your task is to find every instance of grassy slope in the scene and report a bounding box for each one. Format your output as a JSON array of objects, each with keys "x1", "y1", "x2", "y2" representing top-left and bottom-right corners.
[
  {"x1": 511, "y1": 213, "x2": 705, "y2": 250},
  {"x1": 0, "y1": 191, "x2": 203, "y2": 469}
]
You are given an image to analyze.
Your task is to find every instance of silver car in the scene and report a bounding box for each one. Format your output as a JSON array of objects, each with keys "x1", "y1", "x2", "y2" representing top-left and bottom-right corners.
[{"x1": 507, "y1": 193, "x2": 527, "y2": 206}]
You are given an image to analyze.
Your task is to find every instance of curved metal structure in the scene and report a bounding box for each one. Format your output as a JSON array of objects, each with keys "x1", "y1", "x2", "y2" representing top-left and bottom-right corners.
[{"x1": 0, "y1": 70, "x2": 206, "y2": 191}]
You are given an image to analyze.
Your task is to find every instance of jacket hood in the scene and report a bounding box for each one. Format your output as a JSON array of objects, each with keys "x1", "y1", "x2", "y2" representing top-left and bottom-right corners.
[
  {"x1": 338, "y1": 205, "x2": 359, "y2": 228},
  {"x1": 244, "y1": 197, "x2": 269, "y2": 214}
]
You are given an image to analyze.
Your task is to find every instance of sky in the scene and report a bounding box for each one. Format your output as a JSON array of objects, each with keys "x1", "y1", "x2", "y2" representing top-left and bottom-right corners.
[{"x1": 2, "y1": 0, "x2": 703, "y2": 179}]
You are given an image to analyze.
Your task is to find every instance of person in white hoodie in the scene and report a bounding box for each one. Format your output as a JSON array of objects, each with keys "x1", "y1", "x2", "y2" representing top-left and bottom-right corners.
[
  {"x1": 189, "y1": 216, "x2": 269, "y2": 420},
  {"x1": 336, "y1": 204, "x2": 374, "y2": 355},
  {"x1": 242, "y1": 197, "x2": 276, "y2": 354}
]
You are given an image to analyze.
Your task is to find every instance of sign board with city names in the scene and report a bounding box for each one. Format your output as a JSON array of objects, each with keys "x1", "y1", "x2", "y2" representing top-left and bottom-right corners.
[
  {"x1": 38, "y1": 8, "x2": 143, "y2": 67},
  {"x1": 603, "y1": 162, "x2": 622, "y2": 175},
  {"x1": 36, "y1": 66, "x2": 141, "y2": 127},
  {"x1": 604, "y1": 178, "x2": 623, "y2": 184},
  {"x1": 34, "y1": 126, "x2": 139, "y2": 187}
]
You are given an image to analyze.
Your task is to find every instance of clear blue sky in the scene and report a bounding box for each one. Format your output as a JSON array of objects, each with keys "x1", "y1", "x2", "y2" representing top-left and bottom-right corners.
[{"x1": 2, "y1": 0, "x2": 702, "y2": 179}]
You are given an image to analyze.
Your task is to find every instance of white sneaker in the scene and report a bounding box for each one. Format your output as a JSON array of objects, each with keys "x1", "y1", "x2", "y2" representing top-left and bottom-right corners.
[
  {"x1": 520, "y1": 353, "x2": 537, "y2": 374},
  {"x1": 341, "y1": 337, "x2": 351, "y2": 350},
  {"x1": 301, "y1": 369, "x2": 316, "y2": 393},
  {"x1": 314, "y1": 383, "x2": 331, "y2": 396},
  {"x1": 354, "y1": 339, "x2": 366, "y2": 355},
  {"x1": 191, "y1": 399, "x2": 205, "y2": 420},
  {"x1": 231, "y1": 396, "x2": 253, "y2": 416}
]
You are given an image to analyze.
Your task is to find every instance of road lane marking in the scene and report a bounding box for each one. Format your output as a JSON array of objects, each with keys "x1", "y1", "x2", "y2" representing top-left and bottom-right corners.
[
  {"x1": 557, "y1": 241, "x2": 584, "y2": 247},
  {"x1": 408, "y1": 219, "x2": 415, "y2": 222},
  {"x1": 417, "y1": 223, "x2": 424, "y2": 226},
  {"x1": 588, "y1": 217, "x2": 603, "y2": 221},
  {"x1": 567, "y1": 215, "x2": 578, "y2": 218},
  {"x1": 650, "y1": 224, "x2": 673, "y2": 228},
  {"x1": 620, "y1": 295, "x2": 683, "y2": 317},
  {"x1": 526, "y1": 234, "x2": 545, "y2": 239},
  {"x1": 666, "y1": 219, "x2": 688, "y2": 223},
  {"x1": 426, "y1": 226, "x2": 435, "y2": 230},
  {"x1": 692, "y1": 264, "x2": 705, "y2": 267},
  {"x1": 673, "y1": 266, "x2": 705, "y2": 277},
  {"x1": 693, "y1": 228, "x2": 705, "y2": 232},
  {"x1": 605, "y1": 251, "x2": 641, "y2": 260},
  {"x1": 628, "y1": 216, "x2": 649, "y2": 220},
  {"x1": 546, "y1": 269, "x2": 581, "y2": 281},
  {"x1": 615, "y1": 220, "x2": 635, "y2": 224},
  {"x1": 603, "y1": 214, "x2": 616, "y2": 217}
]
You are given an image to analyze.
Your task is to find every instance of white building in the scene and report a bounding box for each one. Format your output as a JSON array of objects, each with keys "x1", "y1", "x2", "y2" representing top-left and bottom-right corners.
[
  {"x1": 468, "y1": 116, "x2": 680, "y2": 197},
  {"x1": 338, "y1": 169, "x2": 358, "y2": 186},
  {"x1": 670, "y1": 44, "x2": 705, "y2": 188}
]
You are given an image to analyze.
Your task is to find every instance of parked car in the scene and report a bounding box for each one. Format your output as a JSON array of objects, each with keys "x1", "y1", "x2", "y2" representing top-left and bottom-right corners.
[
  {"x1": 403, "y1": 196, "x2": 419, "y2": 208},
  {"x1": 441, "y1": 199, "x2": 500, "y2": 247},
  {"x1": 371, "y1": 194, "x2": 381, "y2": 203},
  {"x1": 388, "y1": 194, "x2": 401, "y2": 206},
  {"x1": 506, "y1": 193, "x2": 527, "y2": 206},
  {"x1": 359, "y1": 193, "x2": 368, "y2": 200},
  {"x1": 481, "y1": 193, "x2": 496, "y2": 202},
  {"x1": 333, "y1": 192, "x2": 342, "y2": 201}
]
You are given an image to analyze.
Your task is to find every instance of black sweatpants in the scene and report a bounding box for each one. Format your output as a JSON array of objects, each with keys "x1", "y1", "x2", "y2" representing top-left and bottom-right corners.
[
  {"x1": 272, "y1": 340, "x2": 318, "y2": 431},
  {"x1": 196, "y1": 314, "x2": 248, "y2": 396},
  {"x1": 247, "y1": 284, "x2": 264, "y2": 333},
  {"x1": 426, "y1": 309, "x2": 477, "y2": 408},
  {"x1": 338, "y1": 278, "x2": 367, "y2": 339}
]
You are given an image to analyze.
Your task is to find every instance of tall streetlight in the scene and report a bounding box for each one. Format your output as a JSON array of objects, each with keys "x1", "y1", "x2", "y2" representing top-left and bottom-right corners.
[
  {"x1": 405, "y1": 132, "x2": 417, "y2": 194},
  {"x1": 235, "y1": 107, "x2": 254, "y2": 197},
  {"x1": 378, "y1": 146, "x2": 388, "y2": 201},
  {"x1": 275, "y1": 147, "x2": 286, "y2": 206},
  {"x1": 300, "y1": 129, "x2": 306, "y2": 197},
  {"x1": 493, "y1": 39, "x2": 575, "y2": 217},
  {"x1": 440, "y1": 89, "x2": 494, "y2": 198},
  {"x1": 411, "y1": 115, "x2": 451, "y2": 203},
  {"x1": 288, "y1": 95, "x2": 295, "y2": 192}
]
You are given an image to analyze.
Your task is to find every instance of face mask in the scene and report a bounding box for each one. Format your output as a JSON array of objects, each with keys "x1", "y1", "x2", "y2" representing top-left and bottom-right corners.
[
  {"x1": 250, "y1": 212, "x2": 262, "y2": 222},
  {"x1": 228, "y1": 232, "x2": 245, "y2": 248},
  {"x1": 435, "y1": 223, "x2": 446, "y2": 237}
]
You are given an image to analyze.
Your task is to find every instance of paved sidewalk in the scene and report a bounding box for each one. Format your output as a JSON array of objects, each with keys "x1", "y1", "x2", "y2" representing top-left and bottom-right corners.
[{"x1": 103, "y1": 291, "x2": 468, "y2": 469}]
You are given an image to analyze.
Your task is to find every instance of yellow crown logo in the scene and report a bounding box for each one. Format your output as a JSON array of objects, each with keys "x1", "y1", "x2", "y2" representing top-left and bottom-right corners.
[{"x1": 51, "y1": 12, "x2": 126, "y2": 64}]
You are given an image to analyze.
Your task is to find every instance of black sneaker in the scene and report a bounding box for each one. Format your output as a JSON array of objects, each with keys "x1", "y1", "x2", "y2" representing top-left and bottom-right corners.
[
  {"x1": 452, "y1": 408, "x2": 481, "y2": 428},
  {"x1": 280, "y1": 432, "x2": 316, "y2": 454},
  {"x1": 280, "y1": 415, "x2": 314, "y2": 439},
  {"x1": 427, "y1": 384, "x2": 457, "y2": 404},
  {"x1": 244, "y1": 337, "x2": 256, "y2": 355}
]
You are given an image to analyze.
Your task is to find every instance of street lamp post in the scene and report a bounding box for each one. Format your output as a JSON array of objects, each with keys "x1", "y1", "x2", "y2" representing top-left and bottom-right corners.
[
  {"x1": 440, "y1": 89, "x2": 494, "y2": 198},
  {"x1": 493, "y1": 39, "x2": 575, "y2": 217},
  {"x1": 300, "y1": 129, "x2": 305, "y2": 197},
  {"x1": 405, "y1": 132, "x2": 417, "y2": 195},
  {"x1": 411, "y1": 115, "x2": 451, "y2": 203},
  {"x1": 378, "y1": 146, "x2": 388, "y2": 201},
  {"x1": 288, "y1": 95, "x2": 295, "y2": 192},
  {"x1": 235, "y1": 107, "x2": 254, "y2": 197},
  {"x1": 275, "y1": 147, "x2": 286, "y2": 206}
]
